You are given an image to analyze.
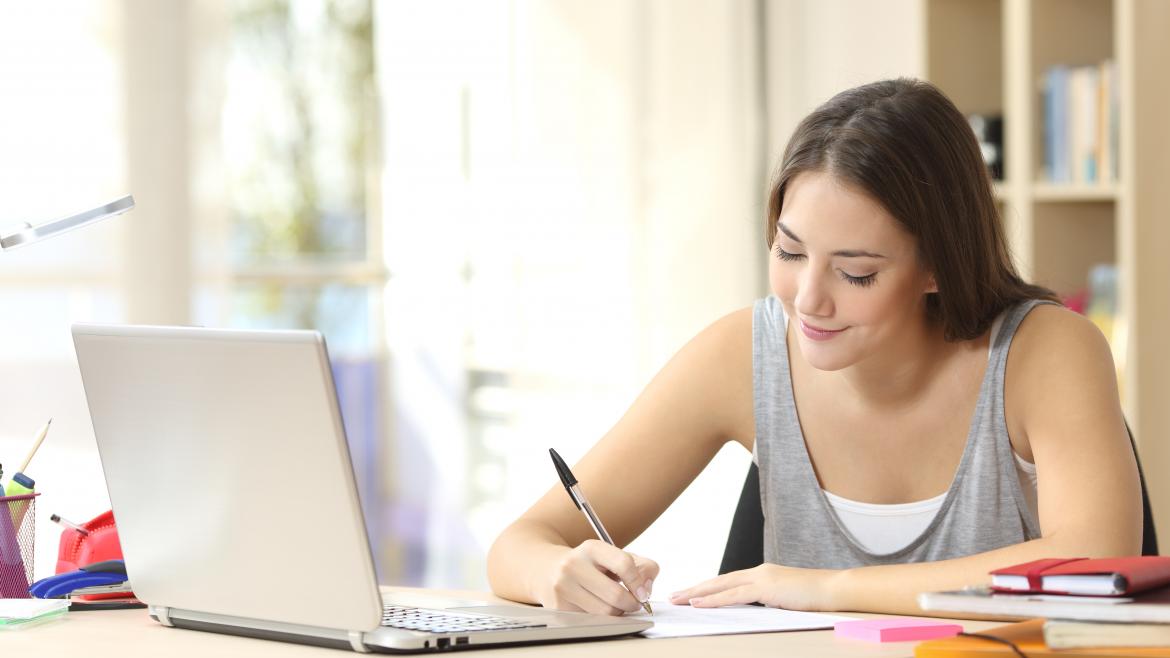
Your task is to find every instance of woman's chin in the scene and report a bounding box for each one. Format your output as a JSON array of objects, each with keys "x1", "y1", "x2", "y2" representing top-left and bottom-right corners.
[{"x1": 797, "y1": 338, "x2": 856, "y2": 372}]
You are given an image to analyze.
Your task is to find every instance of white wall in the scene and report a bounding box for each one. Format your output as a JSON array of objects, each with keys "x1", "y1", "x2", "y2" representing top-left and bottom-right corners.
[{"x1": 764, "y1": 0, "x2": 925, "y2": 162}]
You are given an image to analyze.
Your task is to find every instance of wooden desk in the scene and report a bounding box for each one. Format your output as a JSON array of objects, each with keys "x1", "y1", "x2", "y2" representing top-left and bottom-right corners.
[{"x1": 4, "y1": 587, "x2": 1002, "y2": 657}]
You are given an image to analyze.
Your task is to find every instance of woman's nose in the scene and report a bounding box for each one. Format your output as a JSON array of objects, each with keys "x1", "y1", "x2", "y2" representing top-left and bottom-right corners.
[{"x1": 794, "y1": 266, "x2": 834, "y2": 319}]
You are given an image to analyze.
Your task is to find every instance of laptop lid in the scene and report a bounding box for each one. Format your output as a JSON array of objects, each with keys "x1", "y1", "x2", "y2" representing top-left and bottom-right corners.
[
  {"x1": 72, "y1": 323, "x2": 383, "y2": 632},
  {"x1": 73, "y1": 323, "x2": 652, "y2": 652}
]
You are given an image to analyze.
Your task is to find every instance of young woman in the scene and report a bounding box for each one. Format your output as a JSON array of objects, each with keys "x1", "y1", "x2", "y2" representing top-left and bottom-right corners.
[{"x1": 486, "y1": 78, "x2": 1142, "y2": 616}]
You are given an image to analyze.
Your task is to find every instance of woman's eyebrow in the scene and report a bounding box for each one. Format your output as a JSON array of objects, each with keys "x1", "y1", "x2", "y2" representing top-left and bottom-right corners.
[{"x1": 777, "y1": 221, "x2": 887, "y2": 259}]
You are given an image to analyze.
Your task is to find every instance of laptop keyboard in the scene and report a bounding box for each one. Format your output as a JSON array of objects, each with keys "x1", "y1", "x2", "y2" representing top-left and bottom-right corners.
[{"x1": 382, "y1": 605, "x2": 547, "y2": 633}]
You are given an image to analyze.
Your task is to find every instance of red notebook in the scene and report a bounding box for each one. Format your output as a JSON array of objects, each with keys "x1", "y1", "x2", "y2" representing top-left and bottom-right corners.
[{"x1": 990, "y1": 557, "x2": 1170, "y2": 596}]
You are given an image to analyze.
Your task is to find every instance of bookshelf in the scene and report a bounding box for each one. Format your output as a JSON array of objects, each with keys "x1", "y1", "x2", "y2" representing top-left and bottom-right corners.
[{"x1": 924, "y1": 0, "x2": 1170, "y2": 549}]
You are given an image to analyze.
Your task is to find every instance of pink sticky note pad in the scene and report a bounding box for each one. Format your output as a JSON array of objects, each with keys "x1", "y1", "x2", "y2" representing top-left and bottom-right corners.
[{"x1": 834, "y1": 618, "x2": 962, "y2": 643}]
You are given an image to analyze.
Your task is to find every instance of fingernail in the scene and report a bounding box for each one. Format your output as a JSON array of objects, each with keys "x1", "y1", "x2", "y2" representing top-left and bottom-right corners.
[
  {"x1": 636, "y1": 586, "x2": 648, "y2": 602},
  {"x1": 689, "y1": 597, "x2": 704, "y2": 606},
  {"x1": 645, "y1": 580, "x2": 654, "y2": 598}
]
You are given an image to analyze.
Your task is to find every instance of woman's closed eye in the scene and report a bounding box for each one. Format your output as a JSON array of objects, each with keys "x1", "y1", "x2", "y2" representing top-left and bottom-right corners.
[
  {"x1": 839, "y1": 271, "x2": 877, "y2": 287},
  {"x1": 774, "y1": 244, "x2": 804, "y2": 263},
  {"x1": 774, "y1": 244, "x2": 878, "y2": 288}
]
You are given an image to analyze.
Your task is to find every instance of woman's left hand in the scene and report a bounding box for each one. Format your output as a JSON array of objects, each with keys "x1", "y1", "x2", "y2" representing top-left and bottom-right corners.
[{"x1": 669, "y1": 564, "x2": 844, "y2": 611}]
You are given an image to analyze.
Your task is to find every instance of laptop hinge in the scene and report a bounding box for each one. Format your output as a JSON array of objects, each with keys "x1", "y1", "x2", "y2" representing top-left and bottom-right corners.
[
  {"x1": 155, "y1": 606, "x2": 174, "y2": 627},
  {"x1": 347, "y1": 630, "x2": 369, "y2": 653}
]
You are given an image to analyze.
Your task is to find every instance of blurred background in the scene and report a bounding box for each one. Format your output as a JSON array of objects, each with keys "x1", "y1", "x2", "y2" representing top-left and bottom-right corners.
[{"x1": 1, "y1": 0, "x2": 1167, "y2": 596}]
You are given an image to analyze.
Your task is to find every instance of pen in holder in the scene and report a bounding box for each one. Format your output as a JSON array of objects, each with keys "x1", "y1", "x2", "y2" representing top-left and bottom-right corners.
[{"x1": 0, "y1": 492, "x2": 39, "y2": 598}]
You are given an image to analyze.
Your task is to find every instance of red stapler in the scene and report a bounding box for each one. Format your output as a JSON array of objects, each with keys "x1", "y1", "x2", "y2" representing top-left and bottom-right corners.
[{"x1": 54, "y1": 510, "x2": 132, "y2": 601}]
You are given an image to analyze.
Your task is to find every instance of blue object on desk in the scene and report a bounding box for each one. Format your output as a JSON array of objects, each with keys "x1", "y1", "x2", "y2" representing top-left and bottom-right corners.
[{"x1": 29, "y1": 559, "x2": 130, "y2": 599}]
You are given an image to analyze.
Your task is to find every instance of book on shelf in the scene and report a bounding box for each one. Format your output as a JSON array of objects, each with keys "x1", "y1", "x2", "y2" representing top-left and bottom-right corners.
[
  {"x1": 1042, "y1": 60, "x2": 1118, "y2": 185},
  {"x1": 1070, "y1": 64, "x2": 1097, "y2": 183},
  {"x1": 991, "y1": 557, "x2": 1170, "y2": 597},
  {"x1": 1044, "y1": 65, "x2": 1068, "y2": 183},
  {"x1": 1044, "y1": 619, "x2": 1170, "y2": 650}
]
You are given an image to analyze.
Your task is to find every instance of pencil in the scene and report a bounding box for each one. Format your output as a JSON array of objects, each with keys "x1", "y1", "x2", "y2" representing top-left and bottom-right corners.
[{"x1": 18, "y1": 418, "x2": 52, "y2": 473}]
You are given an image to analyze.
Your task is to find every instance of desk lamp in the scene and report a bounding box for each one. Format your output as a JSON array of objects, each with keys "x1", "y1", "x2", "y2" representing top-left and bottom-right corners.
[
  {"x1": 0, "y1": 195, "x2": 134, "y2": 251},
  {"x1": 0, "y1": 194, "x2": 134, "y2": 498}
]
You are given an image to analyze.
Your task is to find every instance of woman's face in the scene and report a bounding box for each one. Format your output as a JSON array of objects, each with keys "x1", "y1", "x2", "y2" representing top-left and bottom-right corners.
[{"x1": 769, "y1": 171, "x2": 936, "y2": 372}]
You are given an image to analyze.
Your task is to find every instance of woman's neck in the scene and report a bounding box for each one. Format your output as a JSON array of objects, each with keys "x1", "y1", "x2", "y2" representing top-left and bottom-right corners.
[{"x1": 834, "y1": 319, "x2": 968, "y2": 412}]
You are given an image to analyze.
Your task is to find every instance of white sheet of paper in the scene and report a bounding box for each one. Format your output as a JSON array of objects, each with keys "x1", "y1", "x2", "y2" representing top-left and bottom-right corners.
[
  {"x1": 997, "y1": 592, "x2": 1133, "y2": 604},
  {"x1": 629, "y1": 601, "x2": 856, "y2": 638}
]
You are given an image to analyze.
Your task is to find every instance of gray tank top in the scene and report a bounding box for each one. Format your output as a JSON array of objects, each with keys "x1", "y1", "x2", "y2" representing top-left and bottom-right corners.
[{"x1": 753, "y1": 296, "x2": 1049, "y2": 568}]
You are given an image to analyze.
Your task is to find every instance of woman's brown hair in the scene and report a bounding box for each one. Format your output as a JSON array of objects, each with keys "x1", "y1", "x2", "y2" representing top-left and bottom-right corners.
[{"x1": 765, "y1": 78, "x2": 1057, "y2": 341}]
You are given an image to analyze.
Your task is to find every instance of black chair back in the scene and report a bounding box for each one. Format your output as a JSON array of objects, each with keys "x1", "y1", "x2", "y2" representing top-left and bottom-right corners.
[{"x1": 1130, "y1": 425, "x2": 1160, "y2": 557}]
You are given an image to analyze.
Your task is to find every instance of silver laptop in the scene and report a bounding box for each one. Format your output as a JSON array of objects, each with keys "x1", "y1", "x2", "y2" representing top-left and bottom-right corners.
[{"x1": 72, "y1": 323, "x2": 651, "y2": 652}]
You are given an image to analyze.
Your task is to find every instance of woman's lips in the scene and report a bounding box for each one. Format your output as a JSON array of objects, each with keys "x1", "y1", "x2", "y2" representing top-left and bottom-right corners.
[{"x1": 799, "y1": 319, "x2": 847, "y2": 341}]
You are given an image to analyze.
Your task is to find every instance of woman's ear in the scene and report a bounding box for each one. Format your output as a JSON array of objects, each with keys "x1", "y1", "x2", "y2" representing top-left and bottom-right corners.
[{"x1": 924, "y1": 273, "x2": 938, "y2": 294}]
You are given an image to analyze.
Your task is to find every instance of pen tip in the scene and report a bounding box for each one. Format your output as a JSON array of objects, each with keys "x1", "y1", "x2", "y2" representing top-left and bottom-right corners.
[{"x1": 548, "y1": 449, "x2": 578, "y2": 488}]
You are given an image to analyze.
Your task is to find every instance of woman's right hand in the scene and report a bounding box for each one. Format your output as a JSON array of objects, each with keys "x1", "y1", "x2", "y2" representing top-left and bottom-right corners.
[{"x1": 536, "y1": 539, "x2": 659, "y2": 615}]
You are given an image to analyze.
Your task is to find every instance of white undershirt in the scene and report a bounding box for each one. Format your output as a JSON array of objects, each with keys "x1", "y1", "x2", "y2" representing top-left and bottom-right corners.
[
  {"x1": 824, "y1": 452, "x2": 1038, "y2": 554},
  {"x1": 760, "y1": 313, "x2": 1042, "y2": 554}
]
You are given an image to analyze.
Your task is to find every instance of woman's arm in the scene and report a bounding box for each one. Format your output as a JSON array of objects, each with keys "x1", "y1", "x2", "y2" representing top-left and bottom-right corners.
[
  {"x1": 487, "y1": 307, "x2": 755, "y2": 614},
  {"x1": 672, "y1": 304, "x2": 1143, "y2": 615}
]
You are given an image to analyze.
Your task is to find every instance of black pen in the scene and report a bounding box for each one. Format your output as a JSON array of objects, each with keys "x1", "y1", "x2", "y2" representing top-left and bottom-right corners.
[{"x1": 549, "y1": 448, "x2": 653, "y2": 615}]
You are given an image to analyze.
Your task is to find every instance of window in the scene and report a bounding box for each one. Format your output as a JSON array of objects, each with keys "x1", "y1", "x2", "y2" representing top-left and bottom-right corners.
[
  {"x1": 0, "y1": 1, "x2": 128, "y2": 581},
  {"x1": 195, "y1": 0, "x2": 394, "y2": 578}
]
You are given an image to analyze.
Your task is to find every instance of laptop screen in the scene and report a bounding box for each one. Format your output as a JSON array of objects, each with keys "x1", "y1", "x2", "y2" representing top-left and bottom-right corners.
[{"x1": 73, "y1": 324, "x2": 383, "y2": 631}]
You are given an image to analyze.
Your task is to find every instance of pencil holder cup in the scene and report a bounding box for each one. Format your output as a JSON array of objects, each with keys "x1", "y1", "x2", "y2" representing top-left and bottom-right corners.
[{"x1": 0, "y1": 493, "x2": 38, "y2": 598}]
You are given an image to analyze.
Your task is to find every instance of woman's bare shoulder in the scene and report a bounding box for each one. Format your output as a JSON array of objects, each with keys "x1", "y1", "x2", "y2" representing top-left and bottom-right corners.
[
  {"x1": 699, "y1": 305, "x2": 754, "y2": 346},
  {"x1": 1010, "y1": 302, "x2": 1113, "y2": 367},
  {"x1": 669, "y1": 305, "x2": 755, "y2": 447},
  {"x1": 674, "y1": 305, "x2": 753, "y2": 384},
  {"x1": 1006, "y1": 301, "x2": 1123, "y2": 443}
]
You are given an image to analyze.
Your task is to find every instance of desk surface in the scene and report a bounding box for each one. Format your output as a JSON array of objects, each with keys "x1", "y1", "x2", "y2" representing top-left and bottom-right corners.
[{"x1": 5, "y1": 587, "x2": 1002, "y2": 657}]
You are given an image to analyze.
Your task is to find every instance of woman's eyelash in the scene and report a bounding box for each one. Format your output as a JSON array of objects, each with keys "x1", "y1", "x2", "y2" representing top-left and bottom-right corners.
[
  {"x1": 775, "y1": 244, "x2": 878, "y2": 288},
  {"x1": 840, "y1": 272, "x2": 877, "y2": 287},
  {"x1": 774, "y1": 244, "x2": 803, "y2": 262}
]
